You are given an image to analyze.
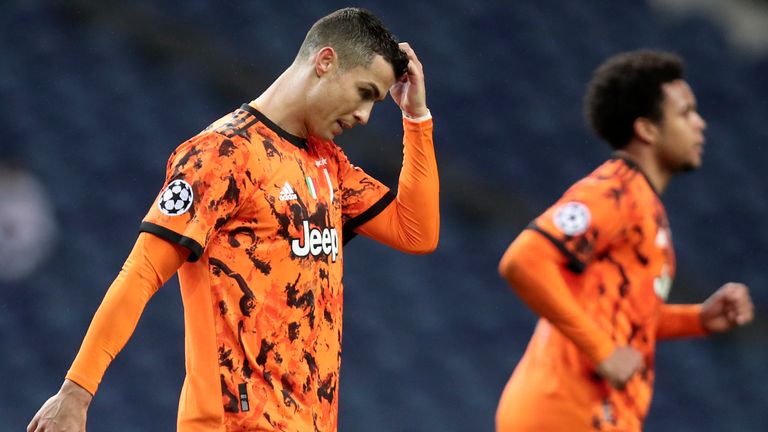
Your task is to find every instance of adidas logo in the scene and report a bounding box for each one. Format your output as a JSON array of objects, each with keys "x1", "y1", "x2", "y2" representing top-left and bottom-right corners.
[{"x1": 279, "y1": 182, "x2": 298, "y2": 201}]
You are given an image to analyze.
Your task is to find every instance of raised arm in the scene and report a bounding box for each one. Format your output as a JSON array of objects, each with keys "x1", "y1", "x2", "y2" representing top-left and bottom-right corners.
[{"x1": 354, "y1": 42, "x2": 439, "y2": 253}]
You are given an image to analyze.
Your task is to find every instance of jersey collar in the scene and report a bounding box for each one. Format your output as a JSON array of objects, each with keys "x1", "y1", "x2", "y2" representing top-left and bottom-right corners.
[
  {"x1": 612, "y1": 154, "x2": 662, "y2": 198},
  {"x1": 240, "y1": 103, "x2": 308, "y2": 150}
]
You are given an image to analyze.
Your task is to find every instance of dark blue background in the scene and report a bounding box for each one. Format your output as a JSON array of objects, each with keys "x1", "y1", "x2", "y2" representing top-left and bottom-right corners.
[{"x1": 2, "y1": 1, "x2": 766, "y2": 430}]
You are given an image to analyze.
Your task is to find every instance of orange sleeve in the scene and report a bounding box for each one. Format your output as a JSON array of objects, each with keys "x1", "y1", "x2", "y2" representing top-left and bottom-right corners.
[
  {"x1": 499, "y1": 230, "x2": 616, "y2": 365},
  {"x1": 355, "y1": 117, "x2": 439, "y2": 253},
  {"x1": 65, "y1": 232, "x2": 189, "y2": 395},
  {"x1": 656, "y1": 304, "x2": 708, "y2": 339}
]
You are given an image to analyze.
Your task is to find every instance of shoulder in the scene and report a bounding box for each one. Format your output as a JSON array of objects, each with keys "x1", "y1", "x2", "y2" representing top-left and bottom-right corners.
[
  {"x1": 553, "y1": 160, "x2": 638, "y2": 224},
  {"x1": 191, "y1": 130, "x2": 252, "y2": 156},
  {"x1": 167, "y1": 130, "x2": 253, "y2": 175},
  {"x1": 563, "y1": 161, "x2": 626, "y2": 200}
]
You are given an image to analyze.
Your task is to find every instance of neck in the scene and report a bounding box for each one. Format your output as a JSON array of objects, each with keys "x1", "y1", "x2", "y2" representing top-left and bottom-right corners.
[
  {"x1": 251, "y1": 65, "x2": 310, "y2": 138},
  {"x1": 614, "y1": 144, "x2": 673, "y2": 194}
]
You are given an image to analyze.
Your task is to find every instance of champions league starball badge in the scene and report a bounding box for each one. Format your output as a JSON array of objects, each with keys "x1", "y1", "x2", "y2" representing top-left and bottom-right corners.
[
  {"x1": 158, "y1": 179, "x2": 193, "y2": 216},
  {"x1": 553, "y1": 201, "x2": 591, "y2": 236}
]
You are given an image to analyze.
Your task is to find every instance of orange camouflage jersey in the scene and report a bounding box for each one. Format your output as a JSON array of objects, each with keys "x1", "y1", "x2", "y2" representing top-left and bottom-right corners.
[
  {"x1": 503, "y1": 158, "x2": 676, "y2": 431},
  {"x1": 141, "y1": 104, "x2": 393, "y2": 431}
]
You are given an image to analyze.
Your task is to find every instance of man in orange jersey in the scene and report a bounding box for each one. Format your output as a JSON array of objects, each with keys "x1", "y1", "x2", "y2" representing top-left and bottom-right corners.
[
  {"x1": 495, "y1": 50, "x2": 753, "y2": 431},
  {"x1": 29, "y1": 8, "x2": 438, "y2": 432}
]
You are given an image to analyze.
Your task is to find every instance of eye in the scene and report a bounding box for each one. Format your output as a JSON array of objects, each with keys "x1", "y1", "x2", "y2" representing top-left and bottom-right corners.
[{"x1": 359, "y1": 88, "x2": 373, "y2": 100}]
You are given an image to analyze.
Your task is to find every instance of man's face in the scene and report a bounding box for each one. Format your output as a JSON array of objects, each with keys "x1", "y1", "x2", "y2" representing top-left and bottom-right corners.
[
  {"x1": 306, "y1": 54, "x2": 396, "y2": 141},
  {"x1": 654, "y1": 79, "x2": 707, "y2": 172}
]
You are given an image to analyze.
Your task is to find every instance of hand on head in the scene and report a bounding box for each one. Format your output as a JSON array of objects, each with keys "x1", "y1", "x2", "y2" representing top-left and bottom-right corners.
[{"x1": 390, "y1": 42, "x2": 429, "y2": 118}]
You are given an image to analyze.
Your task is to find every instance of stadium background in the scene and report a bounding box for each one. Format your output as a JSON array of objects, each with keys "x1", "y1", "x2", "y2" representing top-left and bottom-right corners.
[{"x1": 1, "y1": 0, "x2": 766, "y2": 430}]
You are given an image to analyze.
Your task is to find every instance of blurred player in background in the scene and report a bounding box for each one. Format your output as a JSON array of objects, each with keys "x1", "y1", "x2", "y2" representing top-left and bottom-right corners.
[
  {"x1": 495, "y1": 49, "x2": 753, "y2": 431},
  {"x1": 0, "y1": 160, "x2": 57, "y2": 282},
  {"x1": 29, "y1": 7, "x2": 438, "y2": 432}
]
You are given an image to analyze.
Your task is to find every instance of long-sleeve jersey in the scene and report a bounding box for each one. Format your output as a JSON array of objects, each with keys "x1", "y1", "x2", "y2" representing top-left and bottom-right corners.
[
  {"x1": 67, "y1": 103, "x2": 439, "y2": 431},
  {"x1": 496, "y1": 158, "x2": 705, "y2": 432}
]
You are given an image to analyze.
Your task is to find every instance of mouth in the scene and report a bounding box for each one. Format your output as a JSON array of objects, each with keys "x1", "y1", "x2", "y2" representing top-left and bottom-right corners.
[
  {"x1": 693, "y1": 141, "x2": 705, "y2": 158},
  {"x1": 332, "y1": 121, "x2": 343, "y2": 136},
  {"x1": 334, "y1": 120, "x2": 352, "y2": 136}
]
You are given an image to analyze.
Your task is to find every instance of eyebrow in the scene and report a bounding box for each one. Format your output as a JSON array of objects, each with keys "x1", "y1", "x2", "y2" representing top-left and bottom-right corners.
[
  {"x1": 361, "y1": 82, "x2": 384, "y2": 100},
  {"x1": 681, "y1": 100, "x2": 697, "y2": 112}
]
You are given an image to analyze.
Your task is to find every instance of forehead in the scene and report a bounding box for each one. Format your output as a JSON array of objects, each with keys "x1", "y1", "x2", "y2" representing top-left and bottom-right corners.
[
  {"x1": 661, "y1": 79, "x2": 696, "y2": 108},
  {"x1": 344, "y1": 55, "x2": 396, "y2": 94}
]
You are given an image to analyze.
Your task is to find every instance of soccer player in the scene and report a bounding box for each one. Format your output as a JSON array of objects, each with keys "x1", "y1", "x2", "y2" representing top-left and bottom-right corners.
[
  {"x1": 28, "y1": 8, "x2": 438, "y2": 432},
  {"x1": 495, "y1": 50, "x2": 754, "y2": 431}
]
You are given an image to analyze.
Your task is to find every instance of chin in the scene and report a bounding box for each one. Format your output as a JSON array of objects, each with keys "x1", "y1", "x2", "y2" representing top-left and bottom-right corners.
[
  {"x1": 319, "y1": 127, "x2": 338, "y2": 140},
  {"x1": 308, "y1": 129, "x2": 331, "y2": 141},
  {"x1": 678, "y1": 159, "x2": 701, "y2": 172}
]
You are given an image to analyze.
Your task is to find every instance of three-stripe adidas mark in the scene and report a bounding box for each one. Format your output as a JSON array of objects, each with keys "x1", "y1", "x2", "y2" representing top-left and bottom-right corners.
[{"x1": 279, "y1": 182, "x2": 298, "y2": 201}]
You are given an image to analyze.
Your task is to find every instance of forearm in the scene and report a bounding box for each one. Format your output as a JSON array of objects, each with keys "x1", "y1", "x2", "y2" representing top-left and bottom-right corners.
[
  {"x1": 656, "y1": 304, "x2": 707, "y2": 339},
  {"x1": 356, "y1": 117, "x2": 439, "y2": 253},
  {"x1": 500, "y1": 230, "x2": 616, "y2": 364},
  {"x1": 66, "y1": 233, "x2": 187, "y2": 394}
]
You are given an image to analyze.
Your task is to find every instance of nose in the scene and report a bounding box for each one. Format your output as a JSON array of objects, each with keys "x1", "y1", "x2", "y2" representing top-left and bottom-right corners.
[
  {"x1": 694, "y1": 111, "x2": 707, "y2": 130},
  {"x1": 353, "y1": 102, "x2": 374, "y2": 126}
]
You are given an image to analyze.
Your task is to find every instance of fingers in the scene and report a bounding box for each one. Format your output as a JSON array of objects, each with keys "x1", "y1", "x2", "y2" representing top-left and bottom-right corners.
[
  {"x1": 735, "y1": 299, "x2": 754, "y2": 325},
  {"x1": 721, "y1": 283, "x2": 754, "y2": 326},
  {"x1": 621, "y1": 351, "x2": 645, "y2": 388},
  {"x1": 636, "y1": 352, "x2": 646, "y2": 371},
  {"x1": 398, "y1": 42, "x2": 419, "y2": 63},
  {"x1": 26, "y1": 415, "x2": 38, "y2": 432},
  {"x1": 398, "y1": 42, "x2": 424, "y2": 78},
  {"x1": 390, "y1": 42, "x2": 428, "y2": 117},
  {"x1": 721, "y1": 282, "x2": 743, "y2": 300},
  {"x1": 27, "y1": 402, "x2": 46, "y2": 432},
  {"x1": 597, "y1": 346, "x2": 644, "y2": 390},
  {"x1": 27, "y1": 411, "x2": 45, "y2": 432}
]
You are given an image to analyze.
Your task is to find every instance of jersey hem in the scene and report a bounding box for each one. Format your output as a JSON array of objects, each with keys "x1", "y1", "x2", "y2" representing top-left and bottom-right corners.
[{"x1": 64, "y1": 371, "x2": 98, "y2": 396}]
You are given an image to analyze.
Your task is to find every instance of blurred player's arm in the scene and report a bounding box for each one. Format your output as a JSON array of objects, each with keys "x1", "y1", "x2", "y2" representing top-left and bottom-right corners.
[
  {"x1": 656, "y1": 304, "x2": 706, "y2": 339},
  {"x1": 499, "y1": 230, "x2": 643, "y2": 389},
  {"x1": 27, "y1": 232, "x2": 188, "y2": 432},
  {"x1": 658, "y1": 282, "x2": 753, "y2": 339}
]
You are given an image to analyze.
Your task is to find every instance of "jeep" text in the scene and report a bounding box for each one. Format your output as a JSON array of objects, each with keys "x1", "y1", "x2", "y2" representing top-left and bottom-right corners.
[{"x1": 291, "y1": 221, "x2": 339, "y2": 262}]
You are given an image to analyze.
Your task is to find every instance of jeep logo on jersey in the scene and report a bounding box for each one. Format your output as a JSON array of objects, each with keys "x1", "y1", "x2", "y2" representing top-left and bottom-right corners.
[
  {"x1": 158, "y1": 179, "x2": 193, "y2": 216},
  {"x1": 291, "y1": 221, "x2": 339, "y2": 262}
]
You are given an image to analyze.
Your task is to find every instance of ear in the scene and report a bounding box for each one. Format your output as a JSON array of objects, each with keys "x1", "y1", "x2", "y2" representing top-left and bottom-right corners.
[
  {"x1": 633, "y1": 117, "x2": 659, "y2": 145},
  {"x1": 314, "y1": 47, "x2": 336, "y2": 77}
]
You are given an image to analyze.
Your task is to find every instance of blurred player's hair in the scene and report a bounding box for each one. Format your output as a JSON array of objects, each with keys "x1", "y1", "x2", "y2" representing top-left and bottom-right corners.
[
  {"x1": 584, "y1": 49, "x2": 684, "y2": 149},
  {"x1": 297, "y1": 7, "x2": 409, "y2": 79}
]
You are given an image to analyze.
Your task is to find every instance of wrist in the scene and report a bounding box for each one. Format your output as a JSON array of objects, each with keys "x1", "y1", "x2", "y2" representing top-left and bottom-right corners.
[
  {"x1": 696, "y1": 304, "x2": 712, "y2": 335},
  {"x1": 61, "y1": 379, "x2": 94, "y2": 404},
  {"x1": 592, "y1": 340, "x2": 617, "y2": 366},
  {"x1": 403, "y1": 108, "x2": 431, "y2": 122}
]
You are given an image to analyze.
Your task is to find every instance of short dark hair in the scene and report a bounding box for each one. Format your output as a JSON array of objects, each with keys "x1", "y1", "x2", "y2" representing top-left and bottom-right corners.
[
  {"x1": 584, "y1": 49, "x2": 685, "y2": 149},
  {"x1": 297, "y1": 8, "x2": 409, "y2": 79}
]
